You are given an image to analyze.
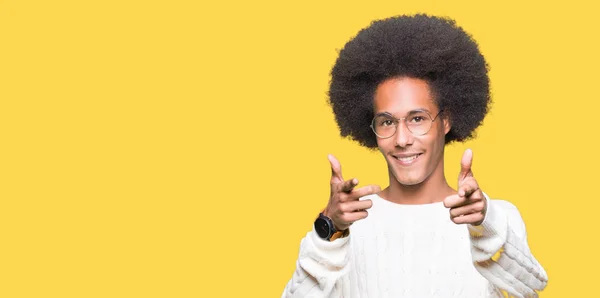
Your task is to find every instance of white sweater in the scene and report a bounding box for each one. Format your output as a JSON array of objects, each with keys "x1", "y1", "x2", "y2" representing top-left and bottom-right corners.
[{"x1": 282, "y1": 194, "x2": 548, "y2": 298}]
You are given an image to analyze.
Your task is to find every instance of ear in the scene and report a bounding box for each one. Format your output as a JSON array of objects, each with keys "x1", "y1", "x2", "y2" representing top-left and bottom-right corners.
[{"x1": 442, "y1": 113, "x2": 451, "y2": 135}]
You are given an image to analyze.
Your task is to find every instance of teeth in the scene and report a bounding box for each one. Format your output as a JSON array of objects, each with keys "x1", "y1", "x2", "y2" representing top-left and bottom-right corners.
[{"x1": 396, "y1": 154, "x2": 420, "y2": 162}]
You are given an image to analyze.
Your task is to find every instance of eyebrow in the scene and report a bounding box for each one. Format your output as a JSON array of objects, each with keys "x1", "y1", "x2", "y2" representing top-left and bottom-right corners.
[{"x1": 374, "y1": 108, "x2": 432, "y2": 118}]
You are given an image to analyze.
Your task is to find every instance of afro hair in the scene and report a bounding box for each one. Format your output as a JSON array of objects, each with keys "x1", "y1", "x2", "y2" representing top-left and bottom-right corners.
[{"x1": 328, "y1": 14, "x2": 491, "y2": 148}]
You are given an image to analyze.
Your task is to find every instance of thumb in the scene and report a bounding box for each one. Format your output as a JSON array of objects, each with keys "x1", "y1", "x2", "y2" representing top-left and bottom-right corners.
[
  {"x1": 328, "y1": 154, "x2": 344, "y2": 183},
  {"x1": 459, "y1": 148, "x2": 473, "y2": 182}
]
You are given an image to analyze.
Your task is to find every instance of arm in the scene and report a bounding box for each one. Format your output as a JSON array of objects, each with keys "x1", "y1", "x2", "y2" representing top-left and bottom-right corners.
[
  {"x1": 468, "y1": 195, "x2": 548, "y2": 298},
  {"x1": 282, "y1": 154, "x2": 377, "y2": 297},
  {"x1": 281, "y1": 228, "x2": 351, "y2": 298}
]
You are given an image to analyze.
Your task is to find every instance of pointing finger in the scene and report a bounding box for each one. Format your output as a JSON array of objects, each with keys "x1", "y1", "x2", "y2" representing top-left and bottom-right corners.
[
  {"x1": 349, "y1": 184, "x2": 381, "y2": 200},
  {"x1": 328, "y1": 154, "x2": 344, "y2": 184},
  {"x1": 459, "y1": 149, "x2": 474, "y2": 182},
  {"x1": 443, "y1": 194, "x2": 467, "y2": 208}
]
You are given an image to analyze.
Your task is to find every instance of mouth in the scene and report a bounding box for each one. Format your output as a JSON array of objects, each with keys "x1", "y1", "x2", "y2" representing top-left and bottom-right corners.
[{"x1": 392, "y1": 153, "x2": 423, "y2": 166}]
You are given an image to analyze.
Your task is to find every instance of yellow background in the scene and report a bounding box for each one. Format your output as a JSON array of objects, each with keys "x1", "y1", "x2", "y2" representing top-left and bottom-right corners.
[{"x1": 1, "y1": 0, "x2": 598, "y2": 297}]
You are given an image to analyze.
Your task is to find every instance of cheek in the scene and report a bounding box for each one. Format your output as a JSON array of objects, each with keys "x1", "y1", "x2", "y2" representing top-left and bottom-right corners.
[
  {"x1": 428, "y1": 122, "x2": 447, "y2": 146},
  {"x1": 376, "y1": 138, "x2": 392, "y2": 152},
  {"x1": 428, "y1": 132, "x2": 446, "y2": 158},
  {"x1": 419, "y1": 134, "x2": 444, "y2": 157}
]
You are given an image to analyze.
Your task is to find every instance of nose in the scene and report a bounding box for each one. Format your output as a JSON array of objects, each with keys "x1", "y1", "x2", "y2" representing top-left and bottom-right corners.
[{"x1": 395, "y1": 121, "x2": 414, "y2": 147}]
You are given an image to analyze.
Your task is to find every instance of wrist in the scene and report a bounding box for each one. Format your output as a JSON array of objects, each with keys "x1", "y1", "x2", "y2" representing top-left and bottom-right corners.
[
  {"x1": 315, "y1": 210, "x2": 349, "y2": 241},
  {"x1": 322, "y1": 208, "x2": 345, "y2": 232}
]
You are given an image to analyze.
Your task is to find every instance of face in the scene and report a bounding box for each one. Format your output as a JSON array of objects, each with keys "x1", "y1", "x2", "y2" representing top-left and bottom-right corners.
[{"x1": 373, "y1": 77, "x2": 450, "y2": 186}]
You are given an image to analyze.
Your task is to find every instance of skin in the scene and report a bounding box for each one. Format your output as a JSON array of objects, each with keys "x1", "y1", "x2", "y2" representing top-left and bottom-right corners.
[
  {"x1": 373, "y1": 77, "x2": 454, "y2": 204},
  {"x1": 324, "y1": 77, "x2": 487, "y2": 232}
]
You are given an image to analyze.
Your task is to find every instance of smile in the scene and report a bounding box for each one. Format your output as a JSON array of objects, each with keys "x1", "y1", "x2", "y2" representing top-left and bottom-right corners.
[{"x1": 393, "y1": 153, "x2": 422, "y2": 165}]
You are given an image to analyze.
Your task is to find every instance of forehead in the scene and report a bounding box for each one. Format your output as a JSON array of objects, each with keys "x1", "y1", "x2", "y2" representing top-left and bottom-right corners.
[{"x1": 373, "y1": 77, "x2": 437, "y2": 115}]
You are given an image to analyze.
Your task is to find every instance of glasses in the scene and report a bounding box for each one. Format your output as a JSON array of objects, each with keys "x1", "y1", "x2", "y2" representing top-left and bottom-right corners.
[{"x1": 370, "y1": 109, "x2": 444, "y2": 138}]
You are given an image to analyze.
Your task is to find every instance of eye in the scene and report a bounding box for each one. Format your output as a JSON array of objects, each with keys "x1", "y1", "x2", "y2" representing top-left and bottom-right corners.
[
  {"x1": 410, "y1": 116, "x2": 425, "y2": 123},
  {"x1": 381, "y1": 119, "x2": 394, "y2": 126}
]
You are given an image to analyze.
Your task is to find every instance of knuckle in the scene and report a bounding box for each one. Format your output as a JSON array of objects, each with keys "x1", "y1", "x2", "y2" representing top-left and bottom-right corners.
[
  {"x1": 339, "y1": 202, "x2": 349, "y2": 213},
  {"x1": 354, "y1": 191, "x2": 364, "y2": 200},
  {"x1": 340, "y1": 213, "x2": 351, "y2": 223},
  {"x1": 360, "y1": 211, "x2": 369, "y2": 220},
  {"x1": 449, "y1": 209, "x2": 457, "y2": 217},
  {"x1": 464, "y1": 178, "x2": 475, "y2": 188},
  {"x1": 331, "y1": 183, "x2": 340, "y2": 193},
  {"x1": 329, "y1": 208, "x2": 340, "y2": 218},
  {"x1": 475, "y1": 200, "x2": 485, "y2": 211},
  {"x1": 341, "y1": 192, "x2": 354, "y2": 202},
  {"x1": 329, "y1": 194, "x2": 339, "y2": 204}
]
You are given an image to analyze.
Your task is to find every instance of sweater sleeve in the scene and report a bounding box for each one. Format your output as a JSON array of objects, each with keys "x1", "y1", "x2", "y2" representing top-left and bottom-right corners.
[
  {"x1": 468, "y1": 194, "x2": 548, "y2": 298},
  {"x1": 281, "y1": 226, "x2": 351, "y2": 298}
]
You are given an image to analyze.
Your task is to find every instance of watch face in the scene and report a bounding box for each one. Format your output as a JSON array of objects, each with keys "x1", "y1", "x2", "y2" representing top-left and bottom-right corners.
[{"x1": 315, "y1": 217, "x2": 330, "y2": 239}]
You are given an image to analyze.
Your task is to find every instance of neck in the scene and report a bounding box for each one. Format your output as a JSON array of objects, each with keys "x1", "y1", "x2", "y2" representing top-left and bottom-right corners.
[{"x1": 381, "y1": 158, "x2": 454, "y2": 205}]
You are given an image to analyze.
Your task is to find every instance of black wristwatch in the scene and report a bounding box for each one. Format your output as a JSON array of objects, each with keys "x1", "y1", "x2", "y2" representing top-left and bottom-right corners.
[{"x1": 314, "y1": 212, "x2": 346, "y2": 241}]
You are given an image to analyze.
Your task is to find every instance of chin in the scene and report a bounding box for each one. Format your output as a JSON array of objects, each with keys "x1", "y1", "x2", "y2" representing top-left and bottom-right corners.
[
  {"x1": 392, "y1": 171, "x2": 426, "y2": 186},
  {"x1": 397, "y1": 178, "x2": 425, "y2": 186}
]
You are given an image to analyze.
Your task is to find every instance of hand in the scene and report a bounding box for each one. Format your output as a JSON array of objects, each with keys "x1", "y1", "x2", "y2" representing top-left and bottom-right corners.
[
  {"x1": 443, "y1": 149, "x2": 487, "y2": 226},
  {"x1": 323, "y1": 154, "x2": 381, "y2": 231}
]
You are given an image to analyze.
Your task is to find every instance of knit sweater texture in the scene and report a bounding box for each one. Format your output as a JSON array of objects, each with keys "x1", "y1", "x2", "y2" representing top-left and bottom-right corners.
[{"x1": 282, "y1": 193, "x2": 548, "y2": 298}]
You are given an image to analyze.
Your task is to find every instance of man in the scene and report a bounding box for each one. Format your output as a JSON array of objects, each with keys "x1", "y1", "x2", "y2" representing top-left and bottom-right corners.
[{"x1": 282, "y1": 14, "x2": 548, "y2": 298}]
